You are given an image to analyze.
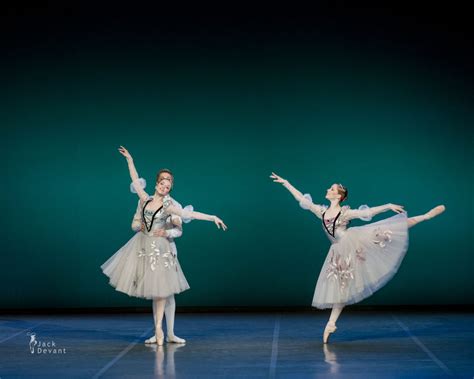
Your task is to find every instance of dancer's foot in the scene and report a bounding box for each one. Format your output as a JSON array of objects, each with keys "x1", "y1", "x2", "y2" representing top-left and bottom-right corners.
[
  {"x1": 323, "y1": 323, "x2": 337, "y2": 344},
  {"x1": 167, "y1": 334, "x2": 186, "y2": 344},
  {"x1": 144, "y1": 335, "x2": 157, "y2": 344},
  {"x1": 425, "y1": 205, "x2": 445, "y2": 220},
  {"x1": 155, "y1": 329, "x2": 164, "y2": 346},
  {"x1": 145, "y1": 334, "x2": 186, "y2": 344}
]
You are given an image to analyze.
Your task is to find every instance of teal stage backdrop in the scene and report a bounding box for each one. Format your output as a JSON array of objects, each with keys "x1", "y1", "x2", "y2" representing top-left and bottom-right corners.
[{"x1": 2, "y1": 46, "x2": 473, "y2": 309}]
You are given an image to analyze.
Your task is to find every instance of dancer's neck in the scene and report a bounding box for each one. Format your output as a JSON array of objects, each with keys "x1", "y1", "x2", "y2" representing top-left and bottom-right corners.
[
  {"x1": 328, "y1": 200, "x2": 341, "y2": 211},
  {"x1": 152, "y1": 193, "x2": 165, "y2": 202}
]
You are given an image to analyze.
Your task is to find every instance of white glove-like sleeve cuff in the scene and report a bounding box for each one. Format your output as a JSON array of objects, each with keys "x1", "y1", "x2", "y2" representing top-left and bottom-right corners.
[
  {"x1": 182, "y1": 205, "x2": 194, "y2": 223},
  {"x1": 299, "y1": 193, "x2": 313, "y2": 210},
  {"x1": 358, "y1": 204, "x2": 372, "y2": 221}
]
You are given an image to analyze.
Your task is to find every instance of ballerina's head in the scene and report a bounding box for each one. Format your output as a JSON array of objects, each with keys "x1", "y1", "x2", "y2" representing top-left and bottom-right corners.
[
  {"x1": 325, "y1": 183, "x2": 348, "y2": 204},
  {"x1": 155, "y1": 169, "x2": 174, "y2": 196}
]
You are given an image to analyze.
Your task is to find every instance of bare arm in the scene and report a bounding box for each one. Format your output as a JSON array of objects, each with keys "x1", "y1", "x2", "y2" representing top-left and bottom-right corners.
[
  {"x1": 270, "y1": 172, "x2": 325, "y2": 218},
  {"x1": 370, "y1": 204, "x2": 403, "y2": 216},
  {"x1": 118, "y1": 146, "x2": 149, "y2": 202},
  {"x1": 166, "y1": 204, "x2": 227, "y2": 231},
  {"x1": 270, "y1": 172, "x2": 305, "y2": 202},
  {"x1": 345, "y1": 203, "x2": 404, "y2": 221}
]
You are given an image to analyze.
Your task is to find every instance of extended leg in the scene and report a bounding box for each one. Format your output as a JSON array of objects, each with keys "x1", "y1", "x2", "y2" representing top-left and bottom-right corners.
[
  {"x1": 407, "y1": 205, "x2": 445, "y2": 228},
  {"x1": 165, "y1": 295, "x2": 186, "y2": 343},
  {"x1": 324, "y1": 303, "x2": 344, "y2": 344}
]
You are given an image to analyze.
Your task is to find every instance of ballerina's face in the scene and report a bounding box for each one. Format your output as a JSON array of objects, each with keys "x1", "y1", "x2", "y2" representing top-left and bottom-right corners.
[
  {"x1": 155, "y1": 174, "x2": 173, "y2": 196},
  {"x1": 325, "y1": 183, "x2": 342, "y2": 201}
]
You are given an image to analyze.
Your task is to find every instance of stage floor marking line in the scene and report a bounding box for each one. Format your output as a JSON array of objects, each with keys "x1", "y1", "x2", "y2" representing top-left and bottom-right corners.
[
  {"x1": 392, "y1": 314, "x2": 453, "y2": 376},
  {"x1": 269, "y1": 314, "x2": 280, "y2": 379},
  {"x1": 92, "y1": 325, "x2": 154, "y2": 379},
  {"x1": 0, "y1": 321, "x2": 45, "y2": 344}
]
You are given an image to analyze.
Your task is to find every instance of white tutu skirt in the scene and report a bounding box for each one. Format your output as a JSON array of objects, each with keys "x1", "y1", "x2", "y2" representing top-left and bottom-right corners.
[
  {"x1": 101, "y1": 233, "x2": 190, "y2": 299},
  {"x1": 312, "y1": 213, "x2": 409, "y2": 309}
]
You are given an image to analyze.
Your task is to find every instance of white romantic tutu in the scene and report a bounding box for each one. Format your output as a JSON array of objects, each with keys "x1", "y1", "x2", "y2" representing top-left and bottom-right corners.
[
  {"x1": 101, "y1": 232, "x2": 190, "y2": 299},
  {"x1": 312, "y1": 213, "x2": 409, "y2": 309}
]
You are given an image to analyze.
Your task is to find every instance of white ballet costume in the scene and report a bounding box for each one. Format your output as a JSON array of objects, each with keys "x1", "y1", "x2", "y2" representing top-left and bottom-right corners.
[
  {"x1": 299, "y1": 195, "x2": 409, "y2": 309},
  {"x1": 101, "y1": 195, "x2": 192, "y2": 299}
]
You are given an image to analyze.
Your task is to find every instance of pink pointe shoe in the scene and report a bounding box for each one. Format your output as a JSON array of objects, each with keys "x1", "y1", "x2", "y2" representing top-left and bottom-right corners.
[
  {"x1": 146, "y1": 330, "x2": 164, "y2": 346},
  {"x1": 145, "y1": 333, "x2": 186, "y2": 344},
  {"x1": 323, "y1": 323, "x2": 337, "y2": 344}
]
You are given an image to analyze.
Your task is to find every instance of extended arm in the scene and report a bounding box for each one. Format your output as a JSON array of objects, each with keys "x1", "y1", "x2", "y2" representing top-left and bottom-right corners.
[
  {"x1": 270, "y1": 172, "x2": 325, "y2": 218},
  {"x1": 166, "y1": 204, "x2": 227, "y2": 231},
  {"x1": 118, "y1": 146, "x2": 149, "y2": 202},
  {"x1": 273, "y1": 174, "x2": 306, "y2": 203},
  {"x1": 345, "y1": 203, "x2": 404, "y2": 221}
]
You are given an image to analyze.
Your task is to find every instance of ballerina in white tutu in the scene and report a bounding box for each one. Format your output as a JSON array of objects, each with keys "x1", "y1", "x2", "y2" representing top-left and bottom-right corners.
[
  {"x1": 270, "y1": 172, "x2": 445, "y2": 343},
  {"x1": 130, "y1": 185, "x2": 186, "y2": 345},
  {"x1": 101, "y1": 146, "x2": 227, "y2": 346}
]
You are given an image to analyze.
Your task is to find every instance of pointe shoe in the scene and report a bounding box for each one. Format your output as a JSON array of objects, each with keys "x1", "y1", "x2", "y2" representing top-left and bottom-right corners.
[
  {"x1": 425, "y1": 205, "x2": 446, "y2": 220},
  {"x1": 144, "y1": 335, "x2": 165, "y2": 345},
  {"x1": 167, "y1": 334, "x2": 186, "y2": 344},
  {"x1": 153, "y1": 330, "x2": 164, "y2": 346},
  {"x1": 144, "y1": 335, "x2": 157, "y2": 344},
  {"x1": 156, "y1": 336, "x2": 164, "y2": 346},
  {"x1": 323, "y1": 324, "x2": 337, "y2": 344}
]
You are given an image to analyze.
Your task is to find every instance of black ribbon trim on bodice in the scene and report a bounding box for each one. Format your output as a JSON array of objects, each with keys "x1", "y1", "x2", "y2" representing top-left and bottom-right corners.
[
  {"x1": 322, "y1": 210, "x2": 341, "y2": 238},
  {"x1": 142, "y1": 199, "x2": 163, "y2": 233}
]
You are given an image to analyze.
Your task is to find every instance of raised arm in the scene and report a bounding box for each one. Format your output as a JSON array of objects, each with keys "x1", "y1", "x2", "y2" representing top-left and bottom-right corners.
[
  {"x1": 270, "y1": 172, "x2": 325, "y2": 218},
  {"x1": 166, "y1": 203, "x2": 227, "y2": 231},
  {"x1": 118, "y1": 146, "x2": 149, "y2": 202},
  {"x1": 270, "y1": 172, "x2": 305, "y2": 202}
]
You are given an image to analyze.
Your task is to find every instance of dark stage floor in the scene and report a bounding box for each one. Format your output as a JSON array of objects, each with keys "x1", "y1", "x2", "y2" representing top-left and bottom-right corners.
[{"x1": 0, "y1": 310, "x2": 473, "y2": 378}]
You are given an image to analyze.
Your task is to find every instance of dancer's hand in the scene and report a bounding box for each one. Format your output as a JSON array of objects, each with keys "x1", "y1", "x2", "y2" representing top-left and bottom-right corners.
[
  {"x1": 270, "y1": 172, "x2": 287, "y2": 184},
  {"x1": 389, "y1": 203, "x2": 404, "y2": 213},
  {"x1": 118, "y1": 146, "x2": 133, "y2": 160},
  {"x1": 153, "y1": 229, "x2": 167, "y2": 237},
  {"x1": 213, "y1": 216, "x2": 227, "y2": 231}
]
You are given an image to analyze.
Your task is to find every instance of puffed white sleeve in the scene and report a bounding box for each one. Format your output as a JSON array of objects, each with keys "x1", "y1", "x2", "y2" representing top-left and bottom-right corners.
[
  {"x1": 164, "y1": 196, "x2": 194, "y2": 223},
  {"x1": 165, "y1": 199, "x2": 183, "y2": 239},
  {"x1": 298, "y1": 193, "x2": 327, "y2": 219},
  {"x1": 130, "y1": 177, "x2": 146, "y2": 193},
  {"x1": 165, "y1": 218, "x2": 183, "y2": 239},
  {"x1": 344, "y1": 204, "x2": 373, "y2": 221}
]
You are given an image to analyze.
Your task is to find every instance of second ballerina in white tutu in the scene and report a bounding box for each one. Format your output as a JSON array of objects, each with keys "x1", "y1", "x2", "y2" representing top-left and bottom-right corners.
[{"x1": 270, "y1": 172, "x2": 445, "y2": 343}]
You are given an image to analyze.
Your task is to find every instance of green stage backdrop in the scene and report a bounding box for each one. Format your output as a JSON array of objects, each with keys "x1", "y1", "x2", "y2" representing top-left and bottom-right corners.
[{"x1": 2, "y1": 46, "x2": 473, "y2": 308}]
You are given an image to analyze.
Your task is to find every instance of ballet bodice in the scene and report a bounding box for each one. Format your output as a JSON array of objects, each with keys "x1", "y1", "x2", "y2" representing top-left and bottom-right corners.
[
  {"x1": 322, "y1": 206, "x2": 351, "y2": 243},
  {"x1": 140, "y1": 197, "x2": 173, "y2": 237}
]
